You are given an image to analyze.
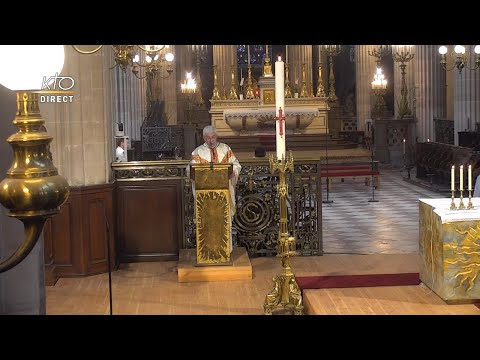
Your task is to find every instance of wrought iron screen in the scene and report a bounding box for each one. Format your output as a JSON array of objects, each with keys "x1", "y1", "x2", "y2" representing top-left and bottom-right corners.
[
  {"x1": 183, "y1": 158, "x2": 322, "y2": 257},
  {"x1": 141, "y1": 127, "x2": 171, "y2": 152}
]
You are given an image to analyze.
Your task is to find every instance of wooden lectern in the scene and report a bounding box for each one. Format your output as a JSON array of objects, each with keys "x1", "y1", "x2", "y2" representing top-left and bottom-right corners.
[{"x1": 191, "y1": 163, "x2": 233, "y2": 265}]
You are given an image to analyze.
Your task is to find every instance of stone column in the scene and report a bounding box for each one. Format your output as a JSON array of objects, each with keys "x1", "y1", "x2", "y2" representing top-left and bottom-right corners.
[
  {"x1": 0, "y1": 86, "x2": 45, "y2": 315},
  {"x1": 454, "y1": 45, "x2": 480, "y2": 145},
  {"x1": 40, "y1": 45, "x2": 113, "y2": 185},
  {"x1": 111, "y1": 56, "x2": 147, "y2": 141},
  {"x1": 152, "y1": 45, "x2": 178, "y2": 125},
  {"x1": 213, "y1": 45, "x2": 238, "y2": 99},
  {"x1": 415, "y1": 45, "x2": 447, "y2": 142},
  {"x1": 290, "y1": 45, "x2": 313, "y2": 95},
  {"x1": 355, "y1": 45, "x2": 378, "y2": 132}
]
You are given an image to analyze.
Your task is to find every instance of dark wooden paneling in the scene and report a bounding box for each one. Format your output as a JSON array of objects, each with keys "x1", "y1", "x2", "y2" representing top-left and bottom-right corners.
[
  {"x1": 43, "y1": 183, "x2": 115, "y2": 283},
  {"x1": 117, "y1": 180, "x2": 183, "y2": 262}
]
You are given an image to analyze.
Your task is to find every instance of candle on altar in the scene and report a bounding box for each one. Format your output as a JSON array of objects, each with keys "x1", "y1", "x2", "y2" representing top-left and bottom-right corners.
[
  {"x1": 286, "y1": 45, "x2": 288, "y2": 63},
  {"x1": 403, "y1": 139, "x2": 406, "y2": 155},
  {"x1": 460, "y1": 165, "x2": 464, "y2": 191},
  {"x1": 468, "y1": 164, "x2": 472, "y2": 191},
  {"x1": 451, "y1": 165, "x2": 455, "y2": 191},
  {"x1": 275, "y1": 56, "x2": 285, "y2": 160},
  {"x1": 247, "y1": 45, "x2": 250, "y2": 66}
]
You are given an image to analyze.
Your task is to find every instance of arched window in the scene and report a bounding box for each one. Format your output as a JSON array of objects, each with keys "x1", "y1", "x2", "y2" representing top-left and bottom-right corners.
[{"x1": 237, "y1": 45, "x2": 270, "y2": 82}]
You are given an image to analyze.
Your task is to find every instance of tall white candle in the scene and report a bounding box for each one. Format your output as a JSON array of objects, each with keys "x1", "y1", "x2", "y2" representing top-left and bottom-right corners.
[
  {"x1": 247, "y1": 45, "x2": 250, "y2": 66},
  {"x1": 460, "y1": 165, "x2": 464, "y2": 191},
  {"x1": 403, "y1": 139, "x2": 406, "y2": 155},
  {"x1": 451, "y1": 165, "x2": 455, "y2": 191},
  {"x1": 286, "y1": 45, "x2": 288, "y2": 63},
  {"x1": 275, "y1": 56, "x2": 285, "y2": 160},
  {"x1": 468, "y1": 165, "x2": 472, "y2": 191}
]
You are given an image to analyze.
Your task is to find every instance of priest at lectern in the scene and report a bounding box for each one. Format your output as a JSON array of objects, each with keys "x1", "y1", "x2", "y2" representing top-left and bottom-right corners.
[{"x1": 189, "y1": 125, "x2": 242, "y2": 253}]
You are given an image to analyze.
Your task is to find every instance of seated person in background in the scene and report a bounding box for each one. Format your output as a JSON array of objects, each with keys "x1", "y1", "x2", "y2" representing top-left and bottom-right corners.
[{"x1": 115, "y1": 138, "x2": 126, "y2": 162}]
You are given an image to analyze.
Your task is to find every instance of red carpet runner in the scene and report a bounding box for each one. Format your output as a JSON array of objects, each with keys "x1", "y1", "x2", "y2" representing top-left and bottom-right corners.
[
  {"x1": 296, "y1": 273, "x2": 480, "y2": 309},
  {"x1": 296, "y1": 272, "x2": 420, "y2": 290}
]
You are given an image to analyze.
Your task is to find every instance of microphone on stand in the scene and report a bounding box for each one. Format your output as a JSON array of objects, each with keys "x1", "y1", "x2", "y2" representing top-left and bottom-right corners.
[
  {"x1": 323, "y1": 118, "x2": 333, "y2": 204},
  {"x1": 368, "y1": 121, "x2": 379, "y2": 203}
]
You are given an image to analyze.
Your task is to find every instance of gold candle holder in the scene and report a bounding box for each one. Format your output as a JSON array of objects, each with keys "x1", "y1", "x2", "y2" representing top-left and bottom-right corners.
[
  {"x1": 284, "y1": 63, "x2": 292, "y2": 98},
  {"x1": 264, "y1": 152, "x2": 303, "y2": 315},
  {"x1": 245, "y1": 65, "x2": 255, "y2": 99},
  {"x1": 316, "y1": 62, "x2": 325, "y2": 97},
  {"x1": 450, "y1": 190, "x2": 457, "y2": 210},
  {"x1": 211, "y1": 65, "x2": 221, "y2": 100},
  {"x1": 467, "y1": 190, "x2": 474, "y2": 209},
  {"x1": 300, "y1": 63, "x2": 308, "y2": 98},
  {"x1": 229, "y1": 65, "x2": 239, "y2": 100},
  {"x1": 458, "y1": 189, "x2": 466, "y2": 210}
]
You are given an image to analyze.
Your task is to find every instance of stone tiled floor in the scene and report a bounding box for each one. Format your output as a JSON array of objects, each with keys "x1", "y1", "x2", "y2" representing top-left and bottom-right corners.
[{"x1": 321, "y1": 166, "x2": 443, "y2": 255}]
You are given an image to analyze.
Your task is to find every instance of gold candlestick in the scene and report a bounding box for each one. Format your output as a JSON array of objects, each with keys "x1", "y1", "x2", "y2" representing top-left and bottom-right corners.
[
  {"x1": 467, "y1": 190, "x2": 474, "y2": 209},
  {"x1": 264, "y1": 152, "x2": 303, "y2": 315},
  {"x1": 316, "y1": 62, "x2": 325, "y2": 97},
  {"x1": 245, "y1": 65, "x2": 255, "y2": 99},
  {"x1": 300, "y1": 63, "x2": 308, "y2": 98},
  {"x1": 450, "y1": 190, "x2": 456, "y2": 210},
  {"x1": 211, "y1": 65, "x2": 221, "y2": 100},
  {"x1": 458, "y1": 189, "x2": 466, "y2": 210},
  {"x1": 229, "y1": 65, "x2": 239, "y2": 100},
  {"x1": 263, "y1": 45, "x2": 273, "y2": 77},
  {"x1": 284, "y1": 63, "x2": 292, "y2": 98}
]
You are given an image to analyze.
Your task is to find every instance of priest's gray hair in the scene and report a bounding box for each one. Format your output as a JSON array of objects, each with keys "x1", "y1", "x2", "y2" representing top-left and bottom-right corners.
[{"x1": 203, "y1": 125, "x2": 217, "y2": 136}]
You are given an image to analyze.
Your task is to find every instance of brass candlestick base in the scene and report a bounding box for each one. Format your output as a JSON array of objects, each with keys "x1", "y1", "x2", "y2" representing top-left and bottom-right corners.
[
  {"x1": 450, "y1": 190, "x2": 457, "y2": 210},
  {"x1": 458, "y1": 190, "x2": 466, "y2": 210},
  {"x1": 264, "y1": 152, "x2": 303, "y2": 315},
  {"x1": 467, "y1": 190, "x2": 474, "y2": 209}
]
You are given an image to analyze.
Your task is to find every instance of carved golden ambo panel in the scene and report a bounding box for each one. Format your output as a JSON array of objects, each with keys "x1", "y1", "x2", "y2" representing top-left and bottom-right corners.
[{"x1": 196, "y1": 190, "x2": 231, "y2": 264}]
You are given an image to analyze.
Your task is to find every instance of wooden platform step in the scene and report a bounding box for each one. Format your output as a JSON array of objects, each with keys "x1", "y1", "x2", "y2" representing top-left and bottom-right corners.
[{"x1": 177, "y1": 247, "x2": 253, "y2": 283}]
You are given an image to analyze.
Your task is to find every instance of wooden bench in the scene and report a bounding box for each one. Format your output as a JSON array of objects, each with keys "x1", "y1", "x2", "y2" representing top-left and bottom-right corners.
[{"x1": 321, "y1": 162, "x2": 380, "y2": 189}]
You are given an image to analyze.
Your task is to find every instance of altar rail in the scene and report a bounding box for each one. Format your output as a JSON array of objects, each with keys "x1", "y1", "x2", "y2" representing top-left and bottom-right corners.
[
  {"x1": 416, "y1": 142, "x2": 480, "y2": 185},
  {"x1": 112, "y1": 157, "x2": 322, "y2": 259}
]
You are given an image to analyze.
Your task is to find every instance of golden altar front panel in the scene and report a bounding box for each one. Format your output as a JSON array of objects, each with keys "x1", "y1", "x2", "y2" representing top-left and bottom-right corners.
[{"x1": 419, "y1": 198, "x2": 480, "y2": 303}]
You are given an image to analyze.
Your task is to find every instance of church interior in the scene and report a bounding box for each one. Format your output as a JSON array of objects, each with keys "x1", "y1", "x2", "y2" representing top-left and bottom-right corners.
[{"x1": 1, "y1": 44, "x2": 480, "y2": 315}]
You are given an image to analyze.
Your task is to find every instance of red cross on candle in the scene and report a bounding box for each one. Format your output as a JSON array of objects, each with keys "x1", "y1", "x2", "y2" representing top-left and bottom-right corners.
[{"x1": 277, "y1": 107, "x2": 285, "y2": 137}]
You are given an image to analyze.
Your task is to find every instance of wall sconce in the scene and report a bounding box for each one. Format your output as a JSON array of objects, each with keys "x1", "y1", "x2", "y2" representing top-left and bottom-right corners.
[
  {"x1": 72, "y1": 45, "x2": 175, "y2": 79},
  {"x1": 180, "y1": 71, "x2": 197, "y2": 125},
  {"x1": 392, "y1": 45, "x2": 415, "y2": 119},
  {"x1": 190, "y1": 45, "x2": 207, "y2": 106},
  {"x1": 368, "y1": 45, "x2": 391, "y2": 66},
  {"x1": 0, "y1": 45, "x2": 70, "y2": 273},
  {"x1": 439, "y1": 45, "x2": 480, "y2": 73},
  {"x1": 371, "y1": 67, "x2": 388, "y2": 120}
]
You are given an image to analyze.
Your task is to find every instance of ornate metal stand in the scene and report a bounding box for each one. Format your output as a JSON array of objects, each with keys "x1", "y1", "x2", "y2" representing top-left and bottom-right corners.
[{"x1": 264, "y1": 152, "x2": 304, "y2": 315}]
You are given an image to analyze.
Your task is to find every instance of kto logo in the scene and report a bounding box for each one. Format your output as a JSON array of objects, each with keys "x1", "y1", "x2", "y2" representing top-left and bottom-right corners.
[{"x1": 39, "y1": 73, "x2": 75, "y2": 103}]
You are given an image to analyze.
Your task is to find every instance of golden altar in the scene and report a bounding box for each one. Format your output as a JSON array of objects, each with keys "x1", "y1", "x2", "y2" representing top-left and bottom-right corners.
[
  {"x1": 419, "y1": 198, "x2": 480, "y2": 303},
  {"x1": 209, "y1": 97, "x2": 329, "y2": 137}
]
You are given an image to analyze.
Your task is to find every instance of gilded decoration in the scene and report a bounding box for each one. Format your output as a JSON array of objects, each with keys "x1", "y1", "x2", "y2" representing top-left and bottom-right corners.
[
  {"x1": 196, "y1": 190, "x2": 230, "y2": 264},
  {"x1": 419, "y1": 198, "x2": 480, "y2": 303}
]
